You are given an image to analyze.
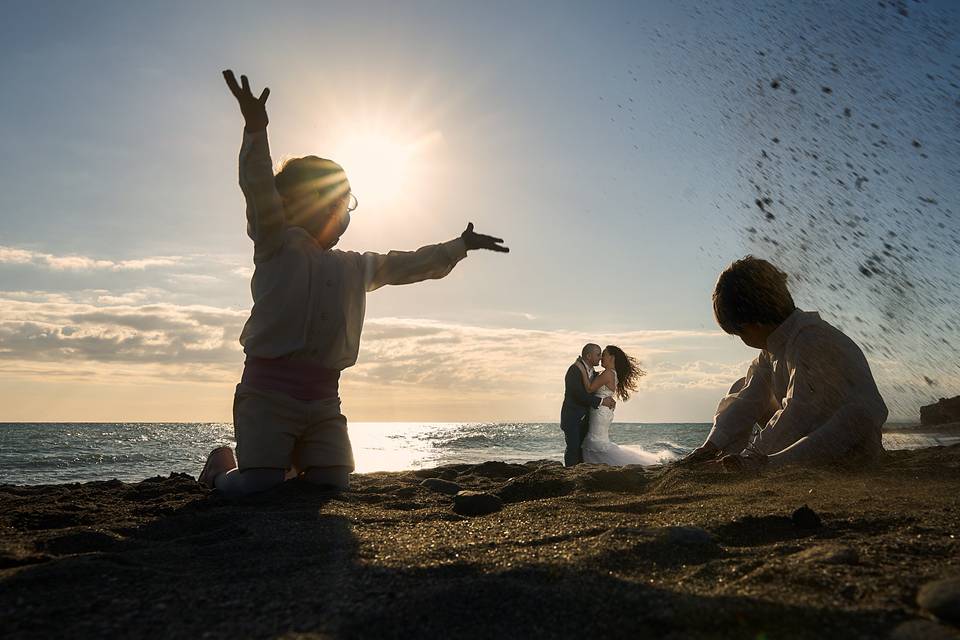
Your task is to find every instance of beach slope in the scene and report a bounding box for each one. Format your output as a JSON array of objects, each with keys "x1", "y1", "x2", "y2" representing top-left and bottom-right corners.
[{"x1": 2, "y1": 445, "x2": 959, "y2": 639}]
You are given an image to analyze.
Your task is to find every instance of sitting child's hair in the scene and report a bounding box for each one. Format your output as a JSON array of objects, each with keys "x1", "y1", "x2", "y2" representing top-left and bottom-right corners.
[
  {"x1": 274, "y1": 156, "x2": 350, "y2": 227},
  {"x1": 713, "y1": 255, "x2": 796, "y2": 335}
]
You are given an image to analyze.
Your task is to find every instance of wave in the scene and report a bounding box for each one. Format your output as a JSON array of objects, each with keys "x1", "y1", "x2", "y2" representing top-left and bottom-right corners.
[
  {"x1": 646, "y1": 440, "x2": 692, "y2": 457},
  {"x1": 618, "y1": 445, "x2": 681, "y2": 463},
  {"x1": 1, "y1": 422, "x2": 715, "y2": 484},
  {"x1": 437, "y1": 435, "x2": 499, "y2": 449},
  {"x1": 9, "y1": 452, "x2": 154, "y2": 469}
]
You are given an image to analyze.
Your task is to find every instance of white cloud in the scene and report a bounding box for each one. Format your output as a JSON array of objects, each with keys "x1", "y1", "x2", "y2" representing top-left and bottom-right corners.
[
  {"x1": 0, "y1": 247, "x2": 34, "y2": 265},
  {"x1": 0, "y1": 245, "x2": 181, "y2": 271},
  {"x1": 0, "y1": 295, "x2": 740, "y2": 404},
  {"x1": 0, "y1": 294, "x2": 246, "y2": 376},
  {"x1": 354, "y1": 317, "x2": 736, "y2": 395},
  {"x1": 96, "y1": 290, "x2": 154, "y2": 305},
  {"x1": 165, "y1": 273, "x2": 223, "y2": 286},
  {"x1": 232, "y1": 266, "x2": 255, "y2": 279}
]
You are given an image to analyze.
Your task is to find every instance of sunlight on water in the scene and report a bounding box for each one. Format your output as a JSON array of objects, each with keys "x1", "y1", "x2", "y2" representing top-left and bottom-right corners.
[{"x1": 0, "y1": 422, "x2": 953, "y2": 485}]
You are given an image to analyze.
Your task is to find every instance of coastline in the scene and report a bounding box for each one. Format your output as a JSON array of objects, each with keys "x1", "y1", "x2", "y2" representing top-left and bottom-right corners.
[
  {"x1": 3, "y1": 442, "x2": 959, "y2": 638},
  {"x1": 886, "y1": 421, "x2": 960, "y2": 437},
  {"x1": 2, "y1": 421, "x2": 957, "y2": 487}
]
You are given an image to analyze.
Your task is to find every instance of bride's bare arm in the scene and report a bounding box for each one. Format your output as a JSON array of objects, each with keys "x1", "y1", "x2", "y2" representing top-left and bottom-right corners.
[{"x1": 583, "y1": 368, "x2": 614, "y2": 394}]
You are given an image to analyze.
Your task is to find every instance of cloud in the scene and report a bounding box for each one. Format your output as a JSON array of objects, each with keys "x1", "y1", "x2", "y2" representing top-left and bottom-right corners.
[
  {"x1": 165, "y1": 273, "x2": 223, "y2": 286},
  {"x1": 95, "y1": 290, "x2": 157, "y2": 305},
  {"x1": 0, "y1": 247, "x2": 34, "y2": 265},
  {"x1": 10, "y1": 293, "x2": 937, "y2": 422},
  {"x1": 354, "y1": 317, "x2": 736, "y2": 395},
  {"x1": 5, "y1": 288, "x2": 932, "y2": 421},
  {"x1": 0, "y1": 245, "x2": 181, "y2": 271},
  {"x1": 0, "y1": 294, "x2": 740, "y2": 400},
  {"x1": 0, "y1": 294, "x2": 247, "y2": 381},
  {"x1": 0, "y1": 244, "x2": 257, "y2": 310},
  {"x1": 232, "y1": 266, "x2": 255, "y2": 279}
]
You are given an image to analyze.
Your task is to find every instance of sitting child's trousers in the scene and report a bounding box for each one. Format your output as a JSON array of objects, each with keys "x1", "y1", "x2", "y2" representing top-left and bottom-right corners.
[{"x1": 749, "y1": 402, "x2": 884, "y2": 467}]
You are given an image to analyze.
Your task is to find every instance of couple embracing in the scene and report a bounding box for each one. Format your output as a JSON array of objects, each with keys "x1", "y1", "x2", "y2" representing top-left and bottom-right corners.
[{"x1": 561, "y1": 343, "x2": 654, "y2": 467}]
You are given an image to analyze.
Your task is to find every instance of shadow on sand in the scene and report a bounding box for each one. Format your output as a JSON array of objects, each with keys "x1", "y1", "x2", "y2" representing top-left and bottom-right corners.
[{"x1": 5, "y1": 450, "x2": 959, "y2": 638}]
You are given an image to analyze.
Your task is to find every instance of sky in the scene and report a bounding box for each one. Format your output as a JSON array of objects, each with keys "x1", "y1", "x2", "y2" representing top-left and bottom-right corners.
[{"x1": 0, "y1": 0, "x2": 956, "y2": 423}]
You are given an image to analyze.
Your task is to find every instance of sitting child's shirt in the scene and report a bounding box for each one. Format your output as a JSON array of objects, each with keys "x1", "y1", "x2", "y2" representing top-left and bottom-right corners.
[
  {"x1": 705, "y1": 309, "x2": 888, "y2": 460},
  {"x1": 236, "y1": 130, "x2": 467, "y2": 371}
]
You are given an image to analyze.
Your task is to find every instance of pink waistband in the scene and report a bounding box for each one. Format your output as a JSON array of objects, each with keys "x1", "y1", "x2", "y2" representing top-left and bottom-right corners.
[{"x1": 241, "y1": 356, "x2": 340, "y2": 401}]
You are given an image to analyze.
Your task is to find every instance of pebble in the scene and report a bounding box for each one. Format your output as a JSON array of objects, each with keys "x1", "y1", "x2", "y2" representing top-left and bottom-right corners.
[
  {"x1": 792, "y1": 505, "x2": 822, "y2": 529},
  {"x1": 420, "y1": 478, "x2": 462, "y2": 495},
  {"x1": 453, "y1": 491, "x2": 503, "y2": 517},
  {"x1": 889, "y1": 620, "x2": 959, "y2": 640},
  {"x1": 918, "y1": 577, "x2": 960, "y2": 626}
]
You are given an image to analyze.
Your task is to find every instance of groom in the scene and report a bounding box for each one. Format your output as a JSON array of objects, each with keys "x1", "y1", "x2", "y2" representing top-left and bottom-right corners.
[{"x1": 561, "y1": 344, "x2": 616, "y2": 466}]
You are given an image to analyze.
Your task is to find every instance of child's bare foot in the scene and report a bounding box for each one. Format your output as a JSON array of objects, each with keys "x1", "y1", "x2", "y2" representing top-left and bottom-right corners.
[
  {"x1": 198, "y1": 446, "x2": 238, "y2": 489},
  {"x1": 720, "y1": 452, "x2": 767, "y2": 474}
]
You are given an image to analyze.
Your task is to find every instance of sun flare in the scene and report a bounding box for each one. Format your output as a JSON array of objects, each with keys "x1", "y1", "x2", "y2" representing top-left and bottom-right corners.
[{"x1": 326, "y1": 129, "x2": 441, "y2": 210}]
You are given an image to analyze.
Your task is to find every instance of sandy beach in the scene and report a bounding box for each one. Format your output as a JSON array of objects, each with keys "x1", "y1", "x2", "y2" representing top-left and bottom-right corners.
[{"x1": 2, "y1": 438, "x2": 959, "y2": 639}]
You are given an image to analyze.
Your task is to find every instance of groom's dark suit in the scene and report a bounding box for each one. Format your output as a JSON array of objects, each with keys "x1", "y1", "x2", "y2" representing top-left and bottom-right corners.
[{"x1": 561, "y1": 360, "x2": 602, "y2": 466}]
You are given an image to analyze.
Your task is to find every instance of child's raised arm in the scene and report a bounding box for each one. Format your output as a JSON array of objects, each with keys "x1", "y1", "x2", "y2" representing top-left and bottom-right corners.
[
  {"x1": 223, "y1": 70, "x2": 285, "y2": 262},
  {"x1": 223, "y1": 70, "x2": 269, "y2": 132}
]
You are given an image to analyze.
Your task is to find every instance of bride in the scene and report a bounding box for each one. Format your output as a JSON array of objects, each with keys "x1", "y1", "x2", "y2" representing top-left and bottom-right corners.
[{"x1": 577, "y1": 345, "x2": 657, "y2": 466}]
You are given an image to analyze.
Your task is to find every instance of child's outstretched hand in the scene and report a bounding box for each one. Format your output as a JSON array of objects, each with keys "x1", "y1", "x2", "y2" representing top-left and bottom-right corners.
[
  {"x1": 223, "y1": 70, "x2": 270, "y2": 132},
  {"x1": 461, "y1": 222, "x2": 509, "y2": 253}
]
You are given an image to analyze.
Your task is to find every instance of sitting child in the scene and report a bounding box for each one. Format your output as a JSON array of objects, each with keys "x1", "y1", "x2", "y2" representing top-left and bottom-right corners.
[
  {"x1": 683, "y1": 256, "x2": 888, "y2": 471},
  {"x1": 199, "y1": 70, "x2": 509, "y2": 496}
]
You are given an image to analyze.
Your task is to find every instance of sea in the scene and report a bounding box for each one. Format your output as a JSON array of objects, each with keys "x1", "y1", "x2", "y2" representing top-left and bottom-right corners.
[{"x1": 0, "y1": 422, "x2": 953, "y2": 485}]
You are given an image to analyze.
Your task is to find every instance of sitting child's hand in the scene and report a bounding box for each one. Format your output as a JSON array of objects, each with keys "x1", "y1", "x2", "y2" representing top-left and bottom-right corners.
[
  {"x1": 680, "y1": 441, "x2": 721, "y2": 465},
  {"x1": 720, "y1": 454, "x2": 744, "y2": 472},
  {"x1": 720, "y1": 451, "x2": 767, "y2": 473}
]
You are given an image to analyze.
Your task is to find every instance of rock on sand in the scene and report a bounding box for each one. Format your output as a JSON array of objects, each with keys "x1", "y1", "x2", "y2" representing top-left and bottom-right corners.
[
  {"x1": 889, "y1": 619, "x2": 960, "y2": 640},
  {"x1": 453, "y1": 490, "x2": 503, "y2": 516},
  {"x1": 918, "y1": 577, "x2": 960, "y2": 626},
  {"x1": 420, "y1": 478, "x2": 462, "y2": 495}
]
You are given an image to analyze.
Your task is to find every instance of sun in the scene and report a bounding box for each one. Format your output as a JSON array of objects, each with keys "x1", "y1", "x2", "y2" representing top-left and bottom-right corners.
[
  {"x1": 326, "y1": 128, "x2": 440, "y2": 210},
  {"x1": 337, "y1": 133, "x2": 410, "y2": 206}
]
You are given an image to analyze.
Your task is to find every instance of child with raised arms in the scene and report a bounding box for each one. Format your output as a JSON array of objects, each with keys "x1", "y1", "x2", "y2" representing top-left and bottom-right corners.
[{"x1": 199, "y1": 71, "x2": 509, "y2": 495}]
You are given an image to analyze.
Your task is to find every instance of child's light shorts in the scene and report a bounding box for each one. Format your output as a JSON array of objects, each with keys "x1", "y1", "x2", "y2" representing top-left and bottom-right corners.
[{"x1": 232, "y1": 383, "x2": 355, "y2": 472}]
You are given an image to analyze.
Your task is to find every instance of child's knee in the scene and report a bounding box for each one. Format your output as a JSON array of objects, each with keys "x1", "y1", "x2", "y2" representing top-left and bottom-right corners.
[{"x1": 303, "y1": 466, "x2": 350, "y2": 491}]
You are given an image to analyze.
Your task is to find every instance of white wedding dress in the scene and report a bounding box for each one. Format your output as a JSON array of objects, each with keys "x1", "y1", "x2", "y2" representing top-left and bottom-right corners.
[{"x1": 582, "y1": 371, "x2": 661, "y2": 466}]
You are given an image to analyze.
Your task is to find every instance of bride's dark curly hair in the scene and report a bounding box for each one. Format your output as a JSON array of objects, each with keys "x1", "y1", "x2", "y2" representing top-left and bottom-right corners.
[{"x1": 604, "y1": 345, "x2": 646, "y2": 401}]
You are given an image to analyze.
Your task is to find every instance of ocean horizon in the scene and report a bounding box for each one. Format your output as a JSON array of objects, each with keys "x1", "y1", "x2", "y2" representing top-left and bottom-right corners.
[{"x1": 1, "y1": 421, "x2": 954, "y2": 486}]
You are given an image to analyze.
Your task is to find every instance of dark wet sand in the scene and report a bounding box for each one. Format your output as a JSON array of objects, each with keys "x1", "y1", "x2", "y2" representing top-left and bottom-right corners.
[{"x1": 2, "y1": 444, "x2": 959, "y2": 639}]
